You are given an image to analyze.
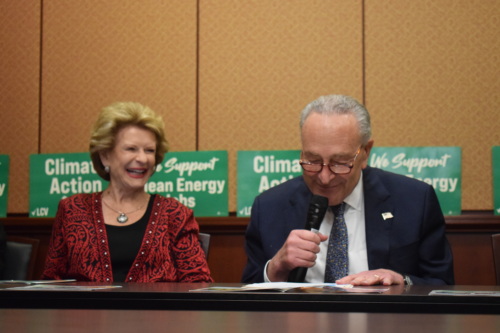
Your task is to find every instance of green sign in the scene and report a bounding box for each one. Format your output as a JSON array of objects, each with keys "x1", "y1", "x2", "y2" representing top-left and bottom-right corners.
[
  {"x1": 237, "y1": 150, "x2": 302, "y2": 216},
  {"x1": 29, "y1": 153, "x2": 106, "y2": 217},
  {"x1": 369, "y1": 147, "x2": 462, "y2": 215},
  {"x1": 148, "y1": 150, "x2": 228, "y2": 217},
  {"x1": 493, "y1": 147, "x2": 500, "y2": 215},
  {"x1": 0, "y1": 155, "x2": 9, "y2": 217},
  {"x1": 237, "y1": 147, "x2": 461, "y2": 217},
  {"x1": 30, "y1": 151, "x2": 228, "y2": 218}
]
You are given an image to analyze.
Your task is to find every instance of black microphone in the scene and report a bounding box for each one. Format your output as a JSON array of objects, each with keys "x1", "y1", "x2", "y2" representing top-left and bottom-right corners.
[{"x1": 287, "y1": 194, "x2": 329, "y2": 282}]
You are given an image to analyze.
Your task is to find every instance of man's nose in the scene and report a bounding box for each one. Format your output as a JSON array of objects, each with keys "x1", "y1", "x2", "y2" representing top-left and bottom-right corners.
[{"x1": 318, "y1": 164, "x2": 336, "y2": 183}]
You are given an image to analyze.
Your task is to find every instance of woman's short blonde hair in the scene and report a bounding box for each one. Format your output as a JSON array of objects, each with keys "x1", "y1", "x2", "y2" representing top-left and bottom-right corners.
[{"x1": 89, "y1": 102, "x2": 169, "y2": 181}]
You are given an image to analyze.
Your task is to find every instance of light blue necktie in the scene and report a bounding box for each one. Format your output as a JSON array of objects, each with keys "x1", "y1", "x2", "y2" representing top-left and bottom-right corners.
[{"x1": 324, "y1": 203, "x2": 348, "y2": 282}]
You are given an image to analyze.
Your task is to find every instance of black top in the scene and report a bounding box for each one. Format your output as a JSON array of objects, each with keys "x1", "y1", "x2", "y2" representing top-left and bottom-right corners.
[{"x1": 105, "y1": 195, "x2": 155, "y2": 282}]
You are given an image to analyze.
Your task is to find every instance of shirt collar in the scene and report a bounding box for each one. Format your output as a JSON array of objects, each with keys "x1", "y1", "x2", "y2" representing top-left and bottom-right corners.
[{"x1": 343, "y1": 170, "x2": 364, "y2": 212}]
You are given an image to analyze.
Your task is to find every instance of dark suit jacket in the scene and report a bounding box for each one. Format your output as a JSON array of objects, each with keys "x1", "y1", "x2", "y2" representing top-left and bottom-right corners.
[{"x1": 241, "y1": 166, "x2": 454, "y2": 285}]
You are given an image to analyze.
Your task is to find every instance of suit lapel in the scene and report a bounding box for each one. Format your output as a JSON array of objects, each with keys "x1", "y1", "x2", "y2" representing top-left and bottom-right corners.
[
  {"x1": 363, "y1": 167, "x2": 394, "y2": 270},
  {"x1": 286, "y1": 177, "x2": 312, "y2": 232}
]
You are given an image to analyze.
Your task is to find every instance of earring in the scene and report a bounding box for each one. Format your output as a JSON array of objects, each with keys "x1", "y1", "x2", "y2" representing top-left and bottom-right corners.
[{"x1": 104, "y1": 165, "x2": 110, "y2": 173}]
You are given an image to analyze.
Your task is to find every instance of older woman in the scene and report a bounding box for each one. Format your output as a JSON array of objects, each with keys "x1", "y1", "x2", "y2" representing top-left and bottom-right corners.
[{"x1": 42, "y1": 102, "x2": 213, "y2": 283}]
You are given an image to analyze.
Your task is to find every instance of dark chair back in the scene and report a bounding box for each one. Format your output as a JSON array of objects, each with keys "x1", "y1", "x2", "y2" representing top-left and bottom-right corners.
[
  {"x1": 492, "y1": 234, "x2": 500, "y2": 285},
  {"x1": 4, "y1": 236, "x2": 40, "y2": 280},
  {"x1": 198, "y1": 233, "x2": 210, "y2": 259}
]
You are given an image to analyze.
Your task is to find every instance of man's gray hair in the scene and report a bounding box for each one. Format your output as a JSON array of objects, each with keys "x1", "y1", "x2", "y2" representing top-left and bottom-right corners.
[{"x1": 300, "y1": 95, "x2": 372, "y2": 145}]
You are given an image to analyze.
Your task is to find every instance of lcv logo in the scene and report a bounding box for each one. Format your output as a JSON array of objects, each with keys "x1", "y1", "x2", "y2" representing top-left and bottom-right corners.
[
  {"x1": 31, "y1": 207, "x2": 49, "y2": 217},
  {"x1": 239, "y1": 206, "x2": 251, "y2": 216}
]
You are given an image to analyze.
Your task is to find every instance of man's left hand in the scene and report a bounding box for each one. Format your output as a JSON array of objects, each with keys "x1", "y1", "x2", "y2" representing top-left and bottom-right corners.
[{"x1": 335, "y1": 269, "x2": 405, "y2": 286}]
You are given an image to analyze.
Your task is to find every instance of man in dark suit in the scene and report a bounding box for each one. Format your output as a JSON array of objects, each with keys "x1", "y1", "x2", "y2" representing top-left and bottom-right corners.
[{"x1": 242, "y1": 95, "x2": 454, "y2": 285}]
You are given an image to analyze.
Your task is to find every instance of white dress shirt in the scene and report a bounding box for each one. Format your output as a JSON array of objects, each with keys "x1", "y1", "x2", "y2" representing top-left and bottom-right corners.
[{"x1": 263, "y1": 173, "x2": 369, "y2": 282}]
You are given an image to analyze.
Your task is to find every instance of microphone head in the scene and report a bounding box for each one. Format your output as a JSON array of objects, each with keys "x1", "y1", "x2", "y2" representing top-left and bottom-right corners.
[{"x1": 306, "y1": 195, "x2": 329, "y2": 230}]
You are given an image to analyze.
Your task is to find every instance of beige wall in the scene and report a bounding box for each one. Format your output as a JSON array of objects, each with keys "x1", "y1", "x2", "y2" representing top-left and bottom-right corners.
[
  {"x1": 365, "y1": 1, "x2": 500, "y2": 213},
  {"x1": 0, "y1": 0, "x2": 41, "y2": 214},
  {"x1": 1, "y1": 1, "x2": 499, "y2": 214}
]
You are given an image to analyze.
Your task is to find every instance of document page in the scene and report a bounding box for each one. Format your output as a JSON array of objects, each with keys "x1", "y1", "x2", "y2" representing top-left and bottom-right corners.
[{"x1": 191, "y1": 282, "x2": 388, "y2": 293}]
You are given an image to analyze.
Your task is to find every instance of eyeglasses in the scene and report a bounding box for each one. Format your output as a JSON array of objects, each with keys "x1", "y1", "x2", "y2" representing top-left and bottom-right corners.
[{"x1": 299, "y1": 146, "x2": 361, "y2": 175}]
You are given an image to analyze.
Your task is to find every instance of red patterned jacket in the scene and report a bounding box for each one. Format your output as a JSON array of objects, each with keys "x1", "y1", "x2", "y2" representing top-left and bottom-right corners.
[{"x1": 41, "y1": 192, "x2": 213, "y2": 283}]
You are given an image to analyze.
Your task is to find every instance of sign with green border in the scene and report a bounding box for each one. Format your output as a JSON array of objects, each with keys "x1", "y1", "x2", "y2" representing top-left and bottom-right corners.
[
  {"x1": 29, "y1": 152, "x2": 105, "y2": 217},
  {"x1": 369, "y1": 147, "x2": 461, "y2": 215},
  {"x1": 148, "y1": 150, "x2": 228, "y2": 217},
  {"x1": 237, "y1": 150, "x2": 302, "y2": 216},
  {"x1": 493, "y1": 147, "x2": 500, "y2": 215},
  {"x1": 29, "y1": 151, "x2": 228, "y2": 218},
  {"x1": 0, "y1": 155, "x2": 9, "y2": 217},
  {"x1": 237, "y1": 147, "x2": 461, "y2": 217}
]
